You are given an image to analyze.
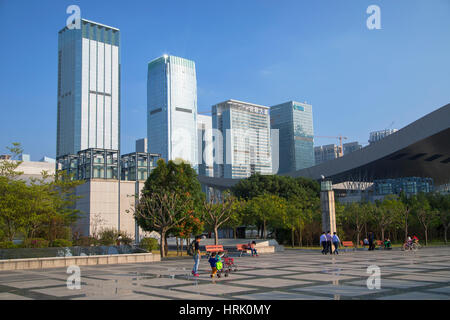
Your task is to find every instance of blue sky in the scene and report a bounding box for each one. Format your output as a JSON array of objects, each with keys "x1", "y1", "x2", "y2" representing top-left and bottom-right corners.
[{"x1": 0, "y1": 0, "x2": 449, "y2": 159}]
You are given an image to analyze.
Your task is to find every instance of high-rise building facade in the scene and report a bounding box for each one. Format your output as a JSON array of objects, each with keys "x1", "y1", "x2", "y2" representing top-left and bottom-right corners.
[
  {"x1": 197, "y1": 114, "x2": 213, "y2": 177},
  {"x1": 369, "y1": 129, "x2": 398, "y2": 144},
  {"x1": 57, "y1": 19, "x2": 120, "y2": 158},
  {"x1": 212, "y1": 100, "x2": 272, "y2": 179},
  {"x1": 270, "y1": 101, "x2": 314, "y2": 173},
  {"x1": 314, "y1": 144, "x2": 340, "y2": 165},
  {"x1": 147, "y1": 55, "x2": 198, "y2": 168},
  {"x1": 343, "y1": 141, "x2": 363, "y2": 155},
  {"x1": 136, "y1": 138, "x2": 148, "y2": 153}
]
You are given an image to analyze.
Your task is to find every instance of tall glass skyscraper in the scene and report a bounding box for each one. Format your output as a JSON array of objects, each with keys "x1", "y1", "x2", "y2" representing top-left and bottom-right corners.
[
  {"x1": 212, "y1": 100, "x2": 272, "y2": 179},
  {"x1": 57, "y1": 19, "x2": 120, "y2": 158},
  {"x1": 197, "y1": 114, "x2": 213, "y2": 177},
  {"x1": 270, "y1": 101, "x2": 314, "y2": 173},
  {"x1": 147, "y1": 55, "x2": 198, "y2": 168}
]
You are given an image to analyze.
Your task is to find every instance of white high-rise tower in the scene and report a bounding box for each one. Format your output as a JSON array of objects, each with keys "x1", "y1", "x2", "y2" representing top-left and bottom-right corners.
[{"x1": 57, "y1": 19, "x2": 120, "y2": 157}]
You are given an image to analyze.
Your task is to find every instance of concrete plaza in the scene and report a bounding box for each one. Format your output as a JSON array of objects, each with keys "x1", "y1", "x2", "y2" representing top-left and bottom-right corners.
[{"x1": 0, "y1": 247, "x2": 449, "y2": 300}]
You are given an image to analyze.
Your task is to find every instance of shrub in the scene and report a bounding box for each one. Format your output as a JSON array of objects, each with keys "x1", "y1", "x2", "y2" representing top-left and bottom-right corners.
[
  {"x1": 140, "y1": 237, "x2": 159, "y2": 251},
  {"x1": 51, "y1": 239, "x2": 73, "y2": 247},
  {"x1": 98, "y1": 228, "x2": 133, "y2": 246},
  {"x1": 119, "y1": 233, "x2": 133, "y2": 246},
  {"x1": 22, "y1": 238, "x2": 49, "y2": 248},
  {"x1": 0, "y1": 241, "x2": 17, "y2": 249},
  {"x1": 98, "y1": 228, "x2": 119, "y2": 246},
  {"x1": 73, "y1": 236, "x2": 99, "y2": 247}
]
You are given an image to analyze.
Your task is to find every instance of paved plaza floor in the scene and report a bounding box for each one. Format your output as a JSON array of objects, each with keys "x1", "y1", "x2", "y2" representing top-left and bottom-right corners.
[{"x1": 0, "y1": 247, "x2": 449, "y2": 300}]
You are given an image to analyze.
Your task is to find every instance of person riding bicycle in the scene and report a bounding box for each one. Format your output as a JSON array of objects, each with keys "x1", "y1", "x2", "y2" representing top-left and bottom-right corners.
[{"x1": 412, "y1": 234, "x2": 419, "y2": 244}]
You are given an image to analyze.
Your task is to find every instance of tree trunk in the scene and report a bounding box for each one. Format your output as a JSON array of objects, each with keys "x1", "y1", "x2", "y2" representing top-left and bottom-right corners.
[
  {"x1": 263, "y1": 220, "x2": 266, "y2": 239},
  {"x1": 180, "y1": 238, "x2": 184, "y2": 256},
  {"x1": 214, "y1": 226, "x2": 219, "y2": 245},
  {"x1": 404, "y1": 218, "x2": 408, "y2": 242},
  {"x1": 444, "y1": 225, "x2": 448, "y2": 244},
  {"x1": 381, "y1": 228, "x2": 385, "y2": 243},
  {"x1": 291, "y1": 228, "x2": 295, "y2": 248},
  {"x1": 164, "y1": 233, "x2": 169, "y2": 257},
  {"x1": 233, "y1": 227, "x2": 237, "y2": 239},
  {"x1": 299, "y1": 229, "x2": 302, "y2": 247},
  {"x1": 424, "y1": 226, "x2": 428, "y2": 246},
  {"x1": 176, "y1": 237, "x2": 179, "y2": 256},
  {"x1": 159, "y1": 231, "x2": 166, "y2": 258},
  {"x1": 356, "y1": 232, "x2": 360, "y2": 248}
]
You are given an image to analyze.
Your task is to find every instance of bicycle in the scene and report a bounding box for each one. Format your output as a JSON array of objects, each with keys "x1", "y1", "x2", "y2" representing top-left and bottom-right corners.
[{"x1": 401, "y1": 241, "x2": 421, "y2": 252}]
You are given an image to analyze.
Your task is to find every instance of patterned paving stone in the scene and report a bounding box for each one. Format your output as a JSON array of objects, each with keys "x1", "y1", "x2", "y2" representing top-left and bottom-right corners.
[
  {"x1": 1, "y1": 247, "x2": 450, "y2": 299},
  {"x1": 377, "y1": 291, "x2": 449, "y2": 300},
  {"x1": 234, "y1": 290, "x2": 332, "y2": 300},
  {"x1": 284, "y1": 273, "x2": 356, "y2": 282},
  {"x1": 227, "y1": 278, "x2": 311, "y2": 289},
  {"x1": 293, "y1": 284, "x2": 388, "y2": 297}
]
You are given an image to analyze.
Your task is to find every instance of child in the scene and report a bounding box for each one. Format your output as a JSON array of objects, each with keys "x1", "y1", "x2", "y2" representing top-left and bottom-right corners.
[
  {"x1": 250, "y1": 241, "x2": 258, "y2": 256},
  {"x1": 208, "y1": 252, "x2": 219, "y2": 278}
]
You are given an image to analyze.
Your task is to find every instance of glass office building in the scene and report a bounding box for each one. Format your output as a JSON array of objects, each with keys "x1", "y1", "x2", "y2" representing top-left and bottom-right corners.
[
  {"x1": 57, "y1": 19, "x2": 120, "y2": 158},
  {"x1": 212, "y1": 100, "x2": 272, "y2": 179},
  {"x1": 197, "y1": 114, "x2": 213, "y2": 177},
  {"x1": 374, "y1": 177, "x2": 434, "y2": 195},
  {"x1": 270, "y1": 101, "x2": 314, "y2": 173},
  {"x1": 147, "y1": 55, "x2": 198, "y2": 169}
]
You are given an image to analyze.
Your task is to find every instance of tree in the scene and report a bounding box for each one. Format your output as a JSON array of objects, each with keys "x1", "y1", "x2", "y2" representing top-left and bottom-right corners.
[
  {"x1": 0, "y1": 143, "x2": 84, "y2": 242},
  {"x1": 344, "y1": 202, "x2": 370, "y2": 247},
  {"x1": 202, "y1": 191, "x2": 236, "y2": 245},
  {"x1": 399, "y1": 192, "x2": 413, "y2": 241},
  {"x1": 135, "y1": 191, "x2": 193, "y2": 257},
  {"x1": 373, "y1": 196, "x2": 401, "y2": 241},
  {"x1": 135, "y1": 159, "x2": 204, "y2": 257},
  {"x1": 413, "y1": 193, "x2": 437, "y2": 246},
  {"x1": 245, "y1": 193, "x2": 287, "y2": 239},
  {"x1": 172, "y1": 212, "x2": 204, "y2": 255}
]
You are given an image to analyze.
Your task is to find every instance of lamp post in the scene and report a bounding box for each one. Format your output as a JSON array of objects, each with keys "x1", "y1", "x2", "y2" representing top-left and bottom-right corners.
[{"x1": 320, "y1": 178, "x2": 336, "y2": 235}]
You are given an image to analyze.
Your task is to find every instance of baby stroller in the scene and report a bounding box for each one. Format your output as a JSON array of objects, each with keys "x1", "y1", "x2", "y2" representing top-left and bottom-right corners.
[{"x1": 216, "y1": 254, "x2": 238, "y2": 278}]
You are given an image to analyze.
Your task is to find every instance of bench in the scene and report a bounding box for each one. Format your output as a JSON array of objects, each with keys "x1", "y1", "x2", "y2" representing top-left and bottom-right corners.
[
  {"x1": 236, "y1": 244, "x2": 250, "y2": 257},
  {"x1": 342, "y1": 241, "x2": 355, "y2": 252},
  {"x1": 205, "y1": 245, "x2": 225, "y2": 257}
]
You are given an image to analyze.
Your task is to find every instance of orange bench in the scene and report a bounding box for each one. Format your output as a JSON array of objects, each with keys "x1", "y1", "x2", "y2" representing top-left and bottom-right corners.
[
  {"x1": 342, "y1": 241, "x2": 355, "y2": 252},
  {"x1": 205, "y1": 245, "x2": 225, "y2": 257},
  {"x1": 236, "y1": 244, "x2": 250, "y2": 257}
]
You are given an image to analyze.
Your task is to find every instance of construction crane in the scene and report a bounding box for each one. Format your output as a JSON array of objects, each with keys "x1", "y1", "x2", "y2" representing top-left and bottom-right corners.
[{"x1": 314, "y1": 135, "x2": 348, "y2": 157}]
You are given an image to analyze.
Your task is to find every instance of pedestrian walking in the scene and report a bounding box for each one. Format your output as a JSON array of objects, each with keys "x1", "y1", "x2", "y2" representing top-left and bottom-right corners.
[
  {"x1": 368, "y1": 232, "x2": 375, "y2": 251},
  {"x1": 191, "y1": 235, "x2": 201, "y2": 277},
  {"x1": 332, "y1": 232, "x2": 340, "y2": 255},
  {"x1": 326, "y1": 231, "x2": 333, "y2": 254},
  {"x1": 320, "y1": 232, "x2": 327, "y2": 254}
]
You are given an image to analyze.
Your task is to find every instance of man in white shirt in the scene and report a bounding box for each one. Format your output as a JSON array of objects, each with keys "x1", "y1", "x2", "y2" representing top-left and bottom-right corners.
[
  {"x1": 332, "y1": 232, "x2": 340, "y2": 255},
  {"x1": 320, "y1": 232, "x2": 327, "y2": 255}
]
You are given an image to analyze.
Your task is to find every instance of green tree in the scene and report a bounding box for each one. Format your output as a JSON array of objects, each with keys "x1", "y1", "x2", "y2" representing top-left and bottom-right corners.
[
  {"x1": 413, "y1": 193, "x2": 437, "y2": 246},
  {"x1": 344, "y1": 202, "x2": 370, "y2": 247},
  {"x1": 135, "y1": 159, "x2": 204, "y2": 257},
  {"x1": 202, "y1": 191, "x2": 236, "y2": 245},
  {"x1": 373, "y1": 196, "x2": 401, "y2": 241}
]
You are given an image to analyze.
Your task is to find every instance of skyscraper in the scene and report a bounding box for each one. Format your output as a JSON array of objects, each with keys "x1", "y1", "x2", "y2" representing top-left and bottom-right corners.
[
  {"x1": 369, "y1": 129, "x2": 398, "y2": 144},
  {"x1": 343, "y1": 141, "x2": 362, "y2": 155},
  {"x1": 147, "y1": 55, "x2": 198, "y2": 168},
  {"x1": 212, "y1": 100, "x2": 272, "y2": 179},
  {"x1": 57, "y1": 19, "x2": 120, "y2": 158},
  {"x1": 270, "y1": 101, "x2": 314, "y2": 173},
  {"x1": 314, "y1": 144, "x2": 340, "y2": 165},
  {"x1": 197, "y1": 114, "x2": 213, "y2": 177}
]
